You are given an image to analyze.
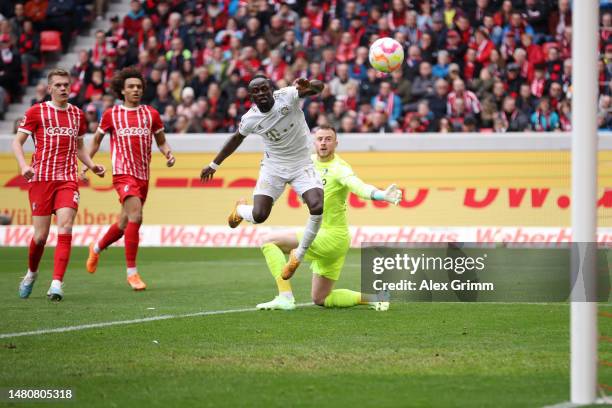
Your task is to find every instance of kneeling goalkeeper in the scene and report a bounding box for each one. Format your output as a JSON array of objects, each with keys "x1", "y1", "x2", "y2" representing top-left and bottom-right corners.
[{"x1": 257, "y1": 125, "x2": 402, "y2": 311}]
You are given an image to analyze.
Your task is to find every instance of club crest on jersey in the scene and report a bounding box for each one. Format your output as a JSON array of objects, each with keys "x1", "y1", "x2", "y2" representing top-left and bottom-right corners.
[{"x1": 280, "y1": 106, "x2": 290, "y2": 115}]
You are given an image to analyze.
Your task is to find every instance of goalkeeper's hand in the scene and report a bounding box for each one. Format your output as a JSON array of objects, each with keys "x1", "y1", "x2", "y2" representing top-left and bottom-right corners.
[{"x1": 383, "y1": 184, "x2": 402, "y2": 205}]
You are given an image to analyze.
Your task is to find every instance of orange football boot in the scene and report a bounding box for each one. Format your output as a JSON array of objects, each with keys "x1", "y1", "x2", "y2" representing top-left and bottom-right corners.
[
  {"x1": 86, "y1": 242, "x2": 99, "y2": 274},
  {"x1": 127, "y1": 273, "x2": 147, "y2": 291},
  {"x1": 281, "y1": 249, "x2": 301, "y2": 280},
  {"x1": 228, "y1": 198, "x2": 247, "y2": 228}
]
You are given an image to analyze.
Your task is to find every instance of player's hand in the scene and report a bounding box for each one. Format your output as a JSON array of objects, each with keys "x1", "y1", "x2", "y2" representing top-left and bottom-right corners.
[
  {"x1": 166, "y1": 153, "x2": 176, "y2": 167},
  {"x1": 200, "y1": 166, "x2": 216, "y2": 183},
  {"x1": 383, "y1": 184, "x2": 402, "y2": 205},
  {"x1": 21, "y1": 165, "x2": 34, "y2": 180},
  {"x1": 293, "y1": 77, "x2": 310, "y2": 92},
  {"x1": 79, "y1": 166, "x2": 89, "y2": 182},
  {"x1": 91, "y1": 164, "x2": 105, "y2": 178}
]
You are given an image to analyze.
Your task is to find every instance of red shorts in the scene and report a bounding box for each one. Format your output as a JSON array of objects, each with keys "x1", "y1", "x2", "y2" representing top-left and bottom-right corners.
[
  {"x1": 28, "y1": 181, "x2": 80, "y2": 216},
  {"x1": 113, "y1": 174, "x2": 149, "y2": 204}
]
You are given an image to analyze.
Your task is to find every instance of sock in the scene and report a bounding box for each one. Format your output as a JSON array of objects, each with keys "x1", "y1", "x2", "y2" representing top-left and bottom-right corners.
[
  {"x1": 323, "y1": 289, "x2": 362, "y2": 308},
  {"x1": 295, "y1": 214, "x2": 322, "y2": 261},
  {"x1": 127, "y1": 267, "x2": 138, "y2": 277},
  {"x1": 50, "y1": 279, "x2": 62, "y2": 290},
  {"x1": 28, "y1": 239, "x2": 45, "y2": 273},
  {"x1": 124, "y1": 221, "x2": 141, "y2": 269},
  {"x1": 261, "y1": 243, "x2": 294, "y2": 298},
  {"x1": 237, "y1": 205, "x2": 256, "y2": 224},
  {"x1": 52, "y1": 233, "x2": 72, "y2": 281},
  {"x1": 97, "y1": 223, "x2": 124, "y2": 253},
  {"x1": 24, "y1": 269, "x2": 38, "y2": 283}
]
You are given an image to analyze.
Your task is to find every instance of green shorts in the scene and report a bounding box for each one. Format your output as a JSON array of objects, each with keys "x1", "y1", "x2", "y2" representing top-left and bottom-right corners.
[{"x1": 296, "y1": 228, "x2": 350, "y2": 281}]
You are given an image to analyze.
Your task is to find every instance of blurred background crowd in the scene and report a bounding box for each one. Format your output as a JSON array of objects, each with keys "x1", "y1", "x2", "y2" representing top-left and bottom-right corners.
[{"x1": 1, "y1": 0, "x2": 612, "y2": 133}]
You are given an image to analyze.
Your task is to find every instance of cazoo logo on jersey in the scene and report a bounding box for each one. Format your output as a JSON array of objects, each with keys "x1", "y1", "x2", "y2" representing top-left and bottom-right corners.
[
  {"x1": 44, "y1": 127, "x2": 78, "y2": 137},
  {"x1": 117, "y1": 128, "x2": 150, "y2": 137}
]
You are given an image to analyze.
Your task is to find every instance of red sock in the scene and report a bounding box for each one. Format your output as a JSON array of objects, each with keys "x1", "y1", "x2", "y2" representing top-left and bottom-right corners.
[
  {"x1": 28, "y1": 239, "x2": 45, "y2": 272},
  {"x1": 53, "y1": 234, "x2": 72, "y2": 281},
  {"x1": 98, "y1": 223, "x2": 124, "y2": 251},
  {"x1": 124, "y1": 222, "x2": 141, "y2": 268}
]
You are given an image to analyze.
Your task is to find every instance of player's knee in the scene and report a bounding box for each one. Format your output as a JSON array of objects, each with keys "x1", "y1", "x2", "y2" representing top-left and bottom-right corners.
[
  {"x1": 252, "y1": 208, "x2": 269, "y2": 224},
  {"x1": 308, "y1": 201, "x2": 323, "y2": 216},
  {"x1": 128, "y1": 213, "x2": 143, "y2": 224},
  {"x1": 33, "y1": 233, "x2": 48, "y2": 245}
]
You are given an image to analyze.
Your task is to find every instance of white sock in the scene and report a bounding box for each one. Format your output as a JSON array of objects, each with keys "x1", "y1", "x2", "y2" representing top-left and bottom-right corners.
[
  {"x1": 50, "y1": 279, "x2": 62, "y2": 288},
  {"x1": 295, "y1": 214, "x2": 323, "y2": 261},
  {"x1": 24, "y1": 269, "x2": 38, "y2": 282},
  {"x1": 237, "y1": 205, "x2": 256, "y2": 224},
  {"x1": 280, "y1": 291, "x2": 294, "y2": 301},
  {"x1": 94, "y1": 243, "x2": 101, "y2": 254},
  {"x1": 127, "y1": 267, "x2": 138, "y2": 277}
]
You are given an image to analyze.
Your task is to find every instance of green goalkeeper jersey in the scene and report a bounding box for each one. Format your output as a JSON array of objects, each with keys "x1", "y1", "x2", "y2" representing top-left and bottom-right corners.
[{"x1": 312, "y1": 153, "x2": 377, "y2": 233}]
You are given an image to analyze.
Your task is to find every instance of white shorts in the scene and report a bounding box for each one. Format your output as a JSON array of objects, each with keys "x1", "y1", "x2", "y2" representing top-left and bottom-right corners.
[{"x1": 253, "y1": 161, "x2": 323, "y2": 201}]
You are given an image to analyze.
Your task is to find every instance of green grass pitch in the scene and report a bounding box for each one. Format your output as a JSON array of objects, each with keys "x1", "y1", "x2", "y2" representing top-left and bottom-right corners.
[{"x1": 0, "y1": 247, "x2": 611, "y2": 407}]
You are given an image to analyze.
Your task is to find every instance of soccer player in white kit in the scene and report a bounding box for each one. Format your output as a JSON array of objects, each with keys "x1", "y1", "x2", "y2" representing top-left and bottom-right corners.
[{"x1": 200, "y1": 75, "x2": 324, "y2": 279}]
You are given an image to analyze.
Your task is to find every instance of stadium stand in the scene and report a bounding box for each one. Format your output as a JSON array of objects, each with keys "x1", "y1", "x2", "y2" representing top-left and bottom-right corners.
[{"x1": 1, "y1": 0, "x2": 612, "y2": 133}]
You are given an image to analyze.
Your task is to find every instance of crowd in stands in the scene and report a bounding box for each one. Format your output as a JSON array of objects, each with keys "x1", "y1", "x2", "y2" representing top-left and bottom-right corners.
[
  {"x1": 0, "y1": 0, "x2": 108, "y2": 118},
  {"x1": 2, "y1": 0, "x2": 612, "y2": 133}
]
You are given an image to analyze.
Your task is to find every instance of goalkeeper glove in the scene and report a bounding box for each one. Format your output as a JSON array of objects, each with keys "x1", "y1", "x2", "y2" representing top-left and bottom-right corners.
[{"x1": 372, "y1": 184, "x2": 402, "y2": 205}]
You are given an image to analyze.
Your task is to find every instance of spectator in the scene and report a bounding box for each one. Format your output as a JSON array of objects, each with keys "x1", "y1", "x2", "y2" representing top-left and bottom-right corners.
[
  {"x1": 531, "y1": 97, "x2": 560, "y2": 131},
  {"x1": 411, "y1": 61, "x2": 435, "y2": 102},
  {"x1": 30, "y1": 81, "x2": 47, "y2": 105},
  {"x1": 152, "y1": 82, "x2": 173, "y2": 114},
  {"x1": 18, "y1": 20, "x2": 40, "y2": 85},
  {"x1": 176, "y1": 86, "x2": 198, "y2": 121},
  {"x1": 390, "y1": 69, "x2": 412, "y2": 109},
  {"x1": 372, "y1": 81, "x2": 402, "y2": 127},
  {"x1": 448, "y1": 78, "x2": 481, "y2": 116},
  {"x1": 329, "y1": 63, "x2": 359, "y2": 98},
  {"x1": 328, "y1": 100, "x2": 346, "y2": 130},
  {"x1": 359, "y1": 68, "x2": 380, "y2": 103},
  {"x1": 0, "y1": 35, "x2": 22, "y2": 100},
  {"x1": 549, "y1": 0, "x2": 572, "y2": 40},
  {"x1": 499, "y1": 96, "x2": 530, "y2": 131},
  {"x1": 517, "y1": 83, "x2": 536, "y2": 116},
  {"x1": 123, "y1": 0, "x2": 145, "y2": 38},
  {"x1": 166, "y1": 38, "x2": 191, "y2": 73},
  {"x1": 432, "y1": 49, "x2": 450, "y2": 79},
  {"x1": 340, "y1": 113, "x2": 358, "y2": 133},
  {"x1": 429, "y1": 78, "x2": 450, "y2": 120},
  {"x1": 558, "y1": 99, "x2": 572, "y2": 131},
  {"x1": 264, "y1": 15, "x2": 286, "y2": 49},
  {"x1": 24, "y1": 0, "x2": 47, "y2": 25}
]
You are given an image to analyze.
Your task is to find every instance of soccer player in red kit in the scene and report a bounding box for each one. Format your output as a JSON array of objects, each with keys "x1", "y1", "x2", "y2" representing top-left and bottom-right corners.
[
  {"x1": 12, "y1": 68, "x2": 106, "y2": 301},
  {"x1": 83, "y1": 67, "x2": 175, "y2": 290}
]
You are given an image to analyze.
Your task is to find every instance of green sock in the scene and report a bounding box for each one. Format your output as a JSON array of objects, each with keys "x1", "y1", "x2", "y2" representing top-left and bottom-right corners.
[
  {"x1": 323, "y1": 289, "x2": 362, "y2": 308},
  {"x1": 261, "y1": 243, "x2": 293, "y2": 295}
]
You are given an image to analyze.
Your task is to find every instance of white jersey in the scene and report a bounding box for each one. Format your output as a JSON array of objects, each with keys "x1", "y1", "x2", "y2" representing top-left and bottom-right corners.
[{"x1": 238, "y1": 86, "x2": 311, "y2": 167}]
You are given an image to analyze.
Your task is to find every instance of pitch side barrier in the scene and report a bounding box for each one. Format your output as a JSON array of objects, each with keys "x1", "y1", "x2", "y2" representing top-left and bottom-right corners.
[{"x1": 2, "y1": 132, "x2": 612, "y2": 153}]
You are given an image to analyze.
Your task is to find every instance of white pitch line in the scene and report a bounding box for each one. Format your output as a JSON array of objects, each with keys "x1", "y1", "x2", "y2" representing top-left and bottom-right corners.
[{"x1": 0, "y1": 303, "x2": 314, "y2": 340}]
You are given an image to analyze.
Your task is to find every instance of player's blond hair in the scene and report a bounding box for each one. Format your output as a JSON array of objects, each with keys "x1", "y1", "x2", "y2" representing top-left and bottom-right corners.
[{"x1": 47, "y1": 68, "x2": 70, "y2": 84}]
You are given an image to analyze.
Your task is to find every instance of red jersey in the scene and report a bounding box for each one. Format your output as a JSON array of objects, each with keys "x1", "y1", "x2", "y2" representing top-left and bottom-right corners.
[
  {"x1": 18, "y1": 101, "x2": 86, "y2": 182},
  {"x1": 98, "y1": 105, "x2": 164, "y2": 181}
]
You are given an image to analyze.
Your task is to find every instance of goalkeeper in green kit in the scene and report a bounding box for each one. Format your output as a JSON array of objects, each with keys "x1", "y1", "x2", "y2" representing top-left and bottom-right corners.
[{"x1": 256, "y1": 125, "x2": 403, "y2": 311}]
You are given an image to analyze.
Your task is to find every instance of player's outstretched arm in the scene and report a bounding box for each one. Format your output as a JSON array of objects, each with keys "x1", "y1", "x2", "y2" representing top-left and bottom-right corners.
[
  {"x1": 154, "y1": 130, "x2": 175, "y2": 167},
  {"x1": 293, "y1": 78, "x2": 324, "y2": 98},
  {"x1": 200, "y1": 131, "x2": 246, "y2": 182},
  {"x1": 342, "y1": 174, "x2": 403, "y2": 205},
  {"x1": 76, "y1": 137, "x2": 106, "y2": 178},
  {"x1": 12, "y1": 131, "x2": 34, "y2": 180}
]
